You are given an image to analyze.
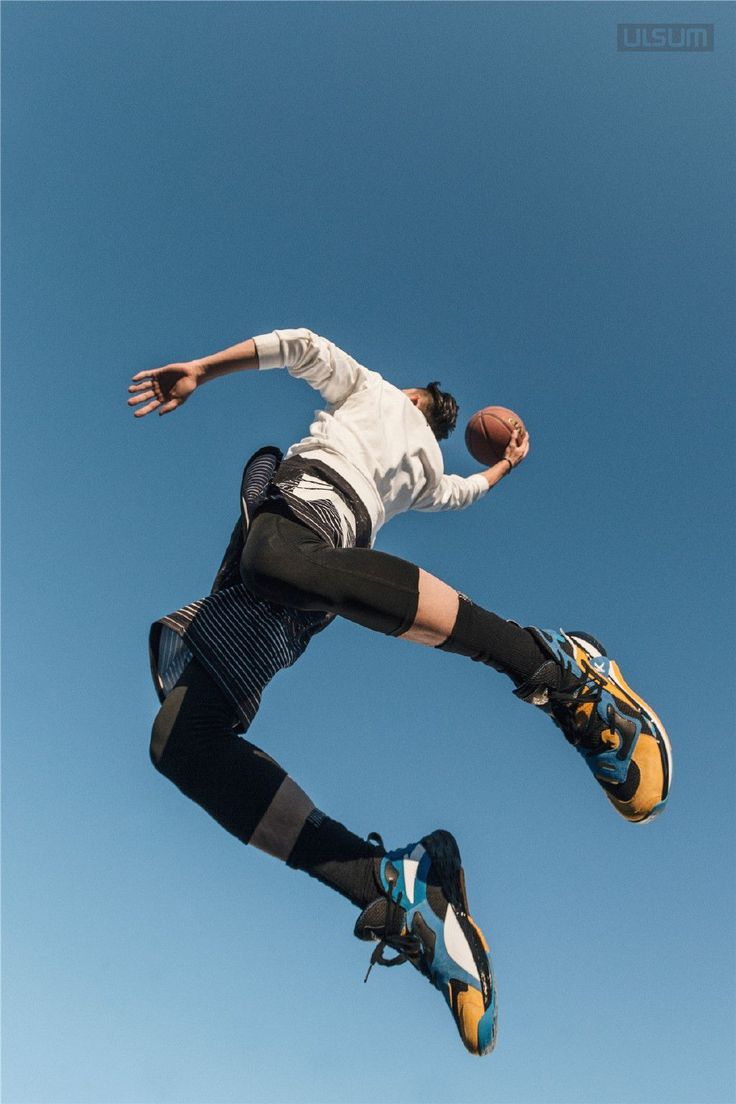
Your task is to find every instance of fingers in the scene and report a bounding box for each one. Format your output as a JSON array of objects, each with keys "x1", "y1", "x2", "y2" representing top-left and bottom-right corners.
[
  {"x1": 503, "y1": 426, "x2": 530, "y2": 468},
  {"x1": 127, "y1": 389, "x2": 155, "y2": 407},
  {"x1": 133, "y1": 399, "x2": 161, "y2": 418},
  {"x1": 128, "y1": 373, "x2": 164, "y2": 417},
  {"x1": 506, "y1": 428, "x2": 523, "y2": 453},
  {"x1": 127, "y1": 368, "x2": 183, "y2": 418},
  {"x1": 128, "y1": 392, "x2": 178, "y2": 416},
  {"x1": 131, "y1": 368, "x2": 162, "y2": 383}
]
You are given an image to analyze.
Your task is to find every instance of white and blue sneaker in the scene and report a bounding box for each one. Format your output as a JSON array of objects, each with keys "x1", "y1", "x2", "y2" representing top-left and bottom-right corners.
[{"x1": 355, "y1": 830, "x2": 497, "y2": 1056}]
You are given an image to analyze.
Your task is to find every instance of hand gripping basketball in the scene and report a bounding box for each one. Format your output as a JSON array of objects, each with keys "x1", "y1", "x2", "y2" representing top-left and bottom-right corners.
[{"x1": 465, "y1": 406, "x2": 528, "y2": 468}]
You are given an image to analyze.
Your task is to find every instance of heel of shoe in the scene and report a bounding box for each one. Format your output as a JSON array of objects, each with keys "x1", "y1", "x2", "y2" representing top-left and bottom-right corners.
[{"x1": 421, "y1": 830, "x2": 466, "y2": 912}]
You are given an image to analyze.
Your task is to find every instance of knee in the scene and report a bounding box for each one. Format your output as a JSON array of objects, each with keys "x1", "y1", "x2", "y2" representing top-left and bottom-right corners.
[
  {"x1": 240, "y1": 524, "x2": 316, "y2": 607},
  {"x1": 240, "y1": 537, "x2": 266, "y2": 593},
  {"x1": 150, "y1": 694, "x2": 182, "y2": 773},
  {"x1": 239, "y1": 514, "x2": 276, "y2": 592},
  {"x1": 149, "y1": 710, "x2": 169, "y2": 771},
  {"x1": 239, "y1": 539, "x2": 285, "y2": 602}
]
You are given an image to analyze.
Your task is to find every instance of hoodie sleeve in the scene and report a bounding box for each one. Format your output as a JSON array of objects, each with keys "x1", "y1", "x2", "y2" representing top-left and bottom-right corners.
[
  {"x1": 252, "y1": 328, "x2": 371, "y2": 405},
  {"x1": 412, "y1": 471, "x2": 490, "y2": 512}
]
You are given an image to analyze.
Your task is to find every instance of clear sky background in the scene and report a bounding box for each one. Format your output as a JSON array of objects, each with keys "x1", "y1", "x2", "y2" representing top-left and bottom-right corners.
[{"x1": 2, "y1": 4, "x2": 734, "y2": 1103}]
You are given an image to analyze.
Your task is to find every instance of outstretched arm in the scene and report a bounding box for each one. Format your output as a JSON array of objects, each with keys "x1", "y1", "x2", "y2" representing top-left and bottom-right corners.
[
  {"x1": 128, "y1": 328, "x2": 369, "y2": 418},
  {"x1": 414, "y1": 427, "x2": 530, "y2": 512},
  {"x1": 127, "y1": 339, "x2": 259, "y2": 418}
]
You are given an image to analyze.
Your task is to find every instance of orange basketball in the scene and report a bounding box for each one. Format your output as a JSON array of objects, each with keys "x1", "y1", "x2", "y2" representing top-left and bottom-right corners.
[{"x1": 465, "y1": 406, "x2": 526, "y2": 466}]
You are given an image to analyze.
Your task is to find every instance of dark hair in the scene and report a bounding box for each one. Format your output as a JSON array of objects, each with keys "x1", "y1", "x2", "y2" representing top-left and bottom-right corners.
[{"x1": 424, "y1": 381, "x2": 459, "y2": 441}]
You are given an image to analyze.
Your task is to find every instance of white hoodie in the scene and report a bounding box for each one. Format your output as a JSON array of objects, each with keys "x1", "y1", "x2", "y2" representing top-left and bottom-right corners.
[{"x1": 253, "y1": 328, "x2": 489, "y2": 539}]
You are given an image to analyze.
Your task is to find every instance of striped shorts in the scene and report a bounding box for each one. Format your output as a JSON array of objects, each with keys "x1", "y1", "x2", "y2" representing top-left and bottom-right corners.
[{"x1": 149, "y1": 448, "x2": 368, "y2": 732}]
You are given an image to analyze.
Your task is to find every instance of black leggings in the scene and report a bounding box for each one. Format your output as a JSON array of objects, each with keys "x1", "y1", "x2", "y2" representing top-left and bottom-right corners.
[
  {"x1": 240, "y1": 505, "x2": 420, "y2": 636},
  {"x1": 150, "y1": 658, "x2": 382, "y2": 906},
  {"x1": 151, "y1": 659, "x2": 287, "y2": 846}
]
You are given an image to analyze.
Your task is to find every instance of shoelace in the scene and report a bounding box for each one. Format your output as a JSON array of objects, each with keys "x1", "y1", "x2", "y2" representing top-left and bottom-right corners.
[
  {"x1": 547, "y1": 665, "x2": 610, "y2": 753},
  {"x1": 363, "y1": 925, "x2": 422, "y2": 983},
  {"x1": 362, "y1": 833, "x2": 423, "y2": 984}
]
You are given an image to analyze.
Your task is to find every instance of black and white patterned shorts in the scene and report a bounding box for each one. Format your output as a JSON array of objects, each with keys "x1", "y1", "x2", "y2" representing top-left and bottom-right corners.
[{"x1": 149, "y1": 448, "x2": 369, "y2": 732}]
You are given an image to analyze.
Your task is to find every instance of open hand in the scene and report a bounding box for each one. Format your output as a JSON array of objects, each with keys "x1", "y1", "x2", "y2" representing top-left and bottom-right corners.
[
  {"x1": 504, "y1": 426, "x2": 530, "y2": 469},
  {"x1": 127, "y1": 360, "x2": 202, "y2": 418}
]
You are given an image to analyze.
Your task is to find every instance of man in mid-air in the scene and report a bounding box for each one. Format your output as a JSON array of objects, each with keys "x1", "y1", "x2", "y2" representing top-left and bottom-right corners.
[{"x1": 129, "y1": 327, "x2": 671, "y2": 1056}]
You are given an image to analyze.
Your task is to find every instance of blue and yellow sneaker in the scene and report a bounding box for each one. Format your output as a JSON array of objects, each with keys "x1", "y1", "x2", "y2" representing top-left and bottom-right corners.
[
  {"x1": 514, "y1": 628, "x2": 672, "y2": 823},
  {"x1": 355, "y1": 830, "x2": 497, "y2": 1056}
]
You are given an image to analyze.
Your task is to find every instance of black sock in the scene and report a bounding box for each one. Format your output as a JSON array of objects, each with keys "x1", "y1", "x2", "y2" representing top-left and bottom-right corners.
[
  {"x1": 436, "y1": 595, "x2": 548, "y2": 684},
  {"x1": 287, "y1": 811, "x2": 383, "y2": 909}
]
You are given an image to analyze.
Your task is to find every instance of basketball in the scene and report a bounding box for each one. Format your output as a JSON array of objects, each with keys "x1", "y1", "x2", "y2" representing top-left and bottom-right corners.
[{"x1": 465, "y1": 406, "x2": 526, "y2": 466}]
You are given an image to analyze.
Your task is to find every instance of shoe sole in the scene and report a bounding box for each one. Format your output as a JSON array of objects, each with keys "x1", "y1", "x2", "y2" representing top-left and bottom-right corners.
[{"x1": 567, "y1": 633, "x2": 673, "y2": 821}]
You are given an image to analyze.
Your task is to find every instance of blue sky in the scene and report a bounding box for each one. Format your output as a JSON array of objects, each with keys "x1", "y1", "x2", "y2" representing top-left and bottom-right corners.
[{"x1": 2, "y1": 3, "x2": 734, "y2": 1103}]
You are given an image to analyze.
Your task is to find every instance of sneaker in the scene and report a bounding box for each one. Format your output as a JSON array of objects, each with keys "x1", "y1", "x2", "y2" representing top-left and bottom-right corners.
[
  {"x1": 355, "y1": 830, "x2": 497, "y2": 1056},
  {"x1": 514, "y1": 628, "x2": 672, "y2": 823}
]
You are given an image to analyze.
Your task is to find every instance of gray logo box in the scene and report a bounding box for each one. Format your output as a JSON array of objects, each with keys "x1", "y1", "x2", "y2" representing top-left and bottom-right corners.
[{"x1": 617, "y1": 23, "x2": 714, "y2": 51}]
